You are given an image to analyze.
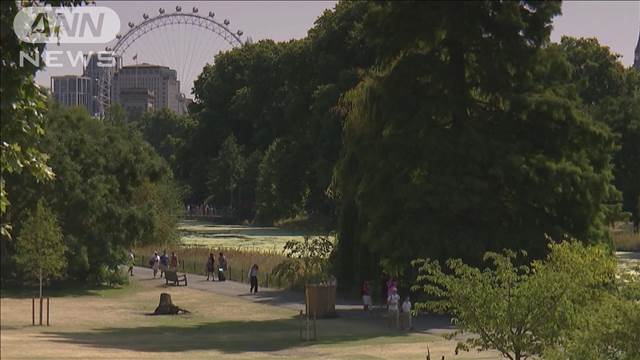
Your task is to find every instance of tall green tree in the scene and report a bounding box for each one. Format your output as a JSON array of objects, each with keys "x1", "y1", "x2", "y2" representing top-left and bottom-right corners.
[
  {"x1": 5, "y1": 105, "x2": 181, "y2": 282},
  {"x1": 554, "y1": 37, "x2": 640, "y2": 229},
  {"x1": 331, "y1": 1, "x2": 618, "y2": 288},
  {"x1": 207, "y1": 134, "x2": 246, "y2": 211},
  {"x1": 14, "y1": 200, "x2": 66, "y2": 300},
  {"x1": 135, "y1": 108, "x2": 196, "y2": 178}
]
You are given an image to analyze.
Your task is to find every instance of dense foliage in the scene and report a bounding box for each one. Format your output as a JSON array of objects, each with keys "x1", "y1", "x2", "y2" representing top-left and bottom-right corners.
[
  {"x1": 413, "y1": 241, "x2": 639, "y2": 360},
  {"x1": 0, "y1": 1, "x2": 83, "y2": 237},
  {"x1": 182, "y1": 2, "x2": 375, "y2": 223},
  {"x1": 330, "y1": 1, "x2": 627, "y2": 289},
  {"x1": 3, "y1": 106, "x2": 182, "y2": 283}
]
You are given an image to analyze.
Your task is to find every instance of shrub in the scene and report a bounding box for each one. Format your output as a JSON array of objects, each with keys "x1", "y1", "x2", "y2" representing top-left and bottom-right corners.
[{"x1": 412, "y1": 240, "x2": 625, "y2": 360}]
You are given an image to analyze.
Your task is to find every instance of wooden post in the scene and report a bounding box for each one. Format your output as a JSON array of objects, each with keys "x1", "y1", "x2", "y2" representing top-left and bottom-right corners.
[
  {"x1": 46, "y1": 297, "x2": 50, "y2": 326},
  {"x1": 313, "y1": 307, "x2": 317, "y2": 340},
  {"x1": 241, "y1": 267, "x2": 244, "y2": 283},
  {"x1": 39, "y1": 296, "x2": 43, "y2": 326},
  {"x1": 299, "y1": 310, "x2": 303, "y2": 340},
  {"x1": 32, "y1": 297, "x2": 35, "y2": 326},
  {"x1": 305, "y1": 286, "x2": 310, "y2": 341}
]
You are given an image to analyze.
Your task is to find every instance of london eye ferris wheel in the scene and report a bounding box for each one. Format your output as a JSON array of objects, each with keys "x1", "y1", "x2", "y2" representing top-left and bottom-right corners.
[{"x1": 97, "y1": 5, "x2": 246, "y2": 114}]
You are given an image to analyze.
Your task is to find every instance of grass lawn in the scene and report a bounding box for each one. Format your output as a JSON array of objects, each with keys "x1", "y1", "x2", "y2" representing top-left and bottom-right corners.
[{"x1": 1, "y1": 277, "x2": 496, "y2": 359}]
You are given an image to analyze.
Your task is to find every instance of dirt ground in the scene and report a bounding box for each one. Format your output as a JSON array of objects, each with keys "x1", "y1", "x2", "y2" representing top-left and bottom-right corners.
[{"x1": 1, "y1": 275, "x2": 499, "y2": 359}]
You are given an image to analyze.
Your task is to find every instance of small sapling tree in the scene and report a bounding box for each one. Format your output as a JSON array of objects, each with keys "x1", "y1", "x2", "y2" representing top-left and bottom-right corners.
[{"x1": 14, "y1": 201, "x2": 67, "y2": 311}]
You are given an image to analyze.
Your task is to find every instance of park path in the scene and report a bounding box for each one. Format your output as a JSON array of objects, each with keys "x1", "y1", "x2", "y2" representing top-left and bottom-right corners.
[{"x1": 132, "y1": 266, "x2": 455, "y2": 335}]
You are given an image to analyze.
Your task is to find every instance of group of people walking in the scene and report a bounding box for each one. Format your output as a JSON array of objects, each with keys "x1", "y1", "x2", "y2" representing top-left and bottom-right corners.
[
  {"x1": 148, "y1": 250, "x2": 180, "y2": 278},
  {"x1": 205, "y1": 252, "x2": 228, "y2": 281},
  {"x1": 361, "y1": 276, "x2": 413, "y2": 330},
  {"x1": 136, "y1": 250, "x2": 260, "y2": 293}
]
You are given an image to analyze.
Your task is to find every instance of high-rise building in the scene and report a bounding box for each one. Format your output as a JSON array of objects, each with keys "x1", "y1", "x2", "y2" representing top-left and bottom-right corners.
[
  {"x1": 119, "y1": 88, "x2": 155, "y2": 120},
  {"x1": 111, "y1": 63, "x2": 184, "y2": 116},
  {"x1": 50, "y1": 75, "x2": 93, "y2": 113},
  {"x1": 634, "y1": 30, "x2": 640, "y2": 70},
  {"x1": 50, "y1": 53, "x2": 120, "y2": 116}
]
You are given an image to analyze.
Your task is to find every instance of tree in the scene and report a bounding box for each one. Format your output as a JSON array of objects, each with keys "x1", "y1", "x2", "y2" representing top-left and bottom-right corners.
[
  {"x1": 412, "y1": 241, "x2": 620, "y2": 360},
  {"x1": 331, "y1": 1, "x2": 619, "y2": 289},
  {"x1": 4, "y1": 105, "x2": 181, "y2": 283},
  {"x1": 554, "y1": 37, "x2": 640, "y2": 230},
  {"x1": 271, "y1": 235, "x2": 334, "y2": 286},
  {"x1": 206, "y1": 135, "x2": 246, "y2": 211},
  {"x1": 135, "y1": 108, "x2": 196, "y2": 176},
  {"x1": 14, "y1": 200, "x2": 66, "y2": 301},
  {"x1": 1, "y1": 1, "x2": 83, "y2": 238}
]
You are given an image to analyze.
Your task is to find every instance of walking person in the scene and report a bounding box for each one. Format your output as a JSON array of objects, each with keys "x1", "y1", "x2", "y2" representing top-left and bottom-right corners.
[
  {"x1": 206, "y1": 253, "x2": 215, "y2": 281},
  {"x1": 150, "y1": 251, "x2": 160, "y2": 278},
  {"x1": 361, "y1": 280, "x2": 372, "y2": 312},
  {"x1": 217, "y1": 252, "x2": 227, "y2": 281},
  {"x1": 387, "y1": 287, "x2": 400, "y2": 330},
  {"x1": 401, "y1": 296, "x2": 413, "y2": 330},
  {"x1": 159, "y1": 250, "x2": 169, "y2": 278},
  {"x1": 170, "y1": 251, "x2": 179, "y2": 271},
  {"x1": 248, "y1": 264, "x2": 259, "y2": 293},
  {"x1": 127, "y1": 249, "x2": 135, "y2": 276}
]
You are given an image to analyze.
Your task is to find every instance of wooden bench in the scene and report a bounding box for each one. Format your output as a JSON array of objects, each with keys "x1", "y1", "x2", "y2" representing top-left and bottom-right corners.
[{"x1": 165, "y1": 270, "x2": 188, "y2": 286}]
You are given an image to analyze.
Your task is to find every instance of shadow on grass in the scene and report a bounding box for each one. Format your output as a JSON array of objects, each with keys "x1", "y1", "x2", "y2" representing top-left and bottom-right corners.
[
  {"x1": 1, "y1": 279, "x2": 135, "y2": 299},
  {"x1": 42, "y1": 316, "x2": 415, "y2": 354}
]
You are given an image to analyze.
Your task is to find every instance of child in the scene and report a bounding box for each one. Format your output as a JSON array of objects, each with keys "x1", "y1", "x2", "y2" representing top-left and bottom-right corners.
[
  {"x1": 401, "y1": 296, "x2": 412, "y2": 330},
  {"x1": 361, "y1": 281, "x2": 372, "y2": 312}
]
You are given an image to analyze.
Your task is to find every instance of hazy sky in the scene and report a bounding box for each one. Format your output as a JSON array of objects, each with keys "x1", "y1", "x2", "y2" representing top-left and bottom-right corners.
[{"x1": 35, "y1": 1, "x2": 640, "y2": 92}]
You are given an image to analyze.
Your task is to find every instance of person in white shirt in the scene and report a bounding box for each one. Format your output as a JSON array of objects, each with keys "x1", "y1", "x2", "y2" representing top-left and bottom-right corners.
[
  {"x1": 387, "y1": 287, "x2": 400, "y2": 329},
  {"x1": 401, "y1": 296, "x2": 412, "y2": 330}
]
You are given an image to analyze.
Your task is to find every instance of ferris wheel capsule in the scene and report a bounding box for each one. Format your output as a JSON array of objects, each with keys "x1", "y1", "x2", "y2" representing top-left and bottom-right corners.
[
  {"x1": 224, "y1": 19, "x2": 230, "y2": 26},
  {"x1": 192, "y1": 7, "x2": 198, "y2": 13},
  {"x1": 208, "y1": 11, "x2": 215, "y2": 18},
  {"x1": 237, "y1": 30, "x2": 243, "y2": 36},
  {"x1": 176, "y1": 6, "x2": 182, "y2": 12},
  {"x1": 128, "y1": 22, "x2": 135, "y2": 28},
  {"x1": 159, "y1": 8, "x2": 165, "y2": 14},
  {"x1": 116, "y1": 34, "x2": 122, "y2": 39},
  {"x1": 105, "y1": 46, "x2": 111, "y2": 51},
  {"x1": 143, "y1": 13, "x2": 149, "y2": 20}
]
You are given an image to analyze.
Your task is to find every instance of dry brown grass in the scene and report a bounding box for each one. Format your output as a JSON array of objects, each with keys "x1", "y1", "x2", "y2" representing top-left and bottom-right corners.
[
  {"x1": 611, "y1": 222, "x2": 640, "y2": 252},
  {"x1": 1, "y1": 276, "x2": 497, "y2": 359}
]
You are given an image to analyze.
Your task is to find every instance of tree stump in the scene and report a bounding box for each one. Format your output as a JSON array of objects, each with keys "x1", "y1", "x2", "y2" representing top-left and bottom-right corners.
[{"x1": 153, "y1": 293, "x2": 190, "y2": 315}]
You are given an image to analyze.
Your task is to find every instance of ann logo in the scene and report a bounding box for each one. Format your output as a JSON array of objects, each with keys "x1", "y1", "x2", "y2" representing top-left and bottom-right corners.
[{"x1": 30, "y1": 12, "x2": 51, "y2": 37}]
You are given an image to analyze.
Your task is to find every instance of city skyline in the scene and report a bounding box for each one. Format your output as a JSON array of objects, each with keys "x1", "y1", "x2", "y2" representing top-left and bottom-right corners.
[{"x1": 37, "y1": 1, "x2": 640, "y2": 92}]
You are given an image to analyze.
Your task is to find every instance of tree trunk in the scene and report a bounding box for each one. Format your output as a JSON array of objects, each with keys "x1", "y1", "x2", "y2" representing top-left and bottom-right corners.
[{"x1": 153, "y1": 293, "x2": 190, "y2": 315}]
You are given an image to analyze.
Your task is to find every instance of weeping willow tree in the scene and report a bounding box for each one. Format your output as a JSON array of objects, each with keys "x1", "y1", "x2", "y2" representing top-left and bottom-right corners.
[{"x1": 331, "y1": 1, "x2": 619, "y2": 289}]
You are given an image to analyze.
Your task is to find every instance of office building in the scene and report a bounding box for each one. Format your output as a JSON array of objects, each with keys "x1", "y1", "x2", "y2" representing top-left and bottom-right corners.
[
  {"x1": 111, "y1": 63, "x2": 184, "y2": 115},
  {"x1": 50, "y1": 75, "x2": 93, "y2": 113}
]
